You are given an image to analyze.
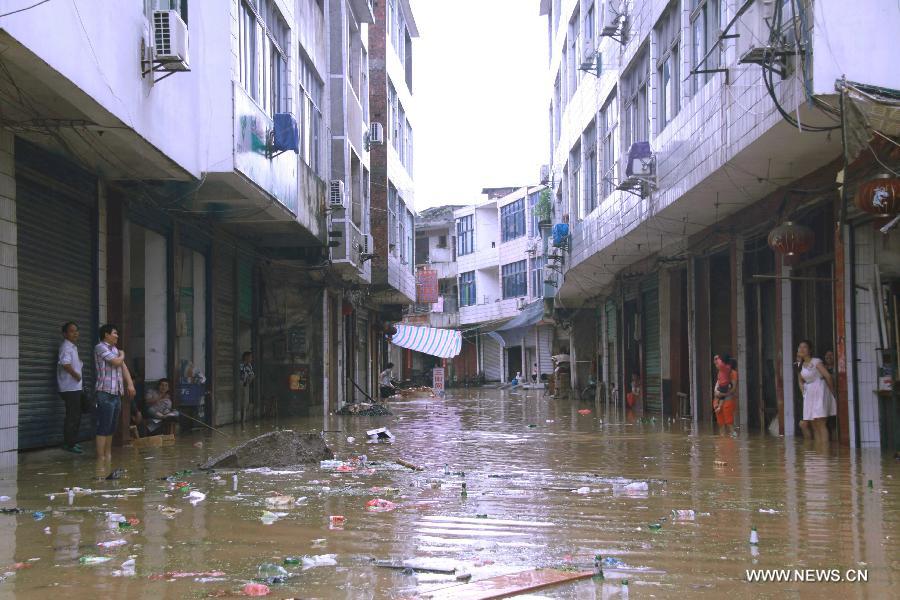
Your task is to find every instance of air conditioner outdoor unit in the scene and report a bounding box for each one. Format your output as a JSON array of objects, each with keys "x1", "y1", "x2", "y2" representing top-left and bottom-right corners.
[
  {"x1": 364, "y1": 233, "x2": 374, "y2": 254},
  {"x1": 368, "y1": 122, "x2": 384, "y2": 146},
  {"x1": 625, "y1": 142, "x2": 654, "y2": 177},
  {"x1": 516, "y1": 297, "x2": 527, "y2": 310},
  {"x1": 540, "y1": 164, "x2": 551, "y2": 184},
  {"x1": 601, "y1": 1, "x2": 625, "y2": 39},
  {"x1": 152, "y1": 10, "x2": 189, "y2": 70},
  {"x1": 330, "y1": 180, "x2": 347, "y2": 210}
]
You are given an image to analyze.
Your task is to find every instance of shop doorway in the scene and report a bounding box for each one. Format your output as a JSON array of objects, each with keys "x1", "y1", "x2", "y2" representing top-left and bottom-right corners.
[
  {"x1": 744, "y1": 238, "x2": 778, "y2": 433},
  {"x1": 506, "y1": 345, "x2": 522, "y2": 381}
]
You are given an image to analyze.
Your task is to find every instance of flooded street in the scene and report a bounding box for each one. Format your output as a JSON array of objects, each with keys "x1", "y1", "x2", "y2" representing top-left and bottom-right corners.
[{"x1": 1, "y1": 387, "x2": 898, "y2": 599}]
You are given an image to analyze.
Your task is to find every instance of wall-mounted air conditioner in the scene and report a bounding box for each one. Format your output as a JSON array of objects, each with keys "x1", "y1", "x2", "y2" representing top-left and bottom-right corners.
[
  {"x1": 152, "y1": 10, "x2": 189, "y2": 70},
  {"x1": 368, "y1": 122, "x2": 384, "y2": 146},
  {"x1": 540, "y1": 164, "x2": 552, "y2": 185},
  {"x1": 516, "y1": 297, "x2": 527, "y2": 310},
  {"x1": 330, "y1": 180, "x2": 348, "y2": 210}
]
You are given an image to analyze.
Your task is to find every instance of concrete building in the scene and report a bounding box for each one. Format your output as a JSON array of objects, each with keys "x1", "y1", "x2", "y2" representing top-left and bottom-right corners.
[
  {"x1": 540, "y1": 0, "x2": 900, "y2": 448},
  {"x1": 0, "y1": 0, "x2": 400, "y2": 465},
  {"x1": 453, "y1": 187, "x2": 557, "y2": 384},
  {"x1": 367, "y1": 0, "x2": 419, "y2": 378}
]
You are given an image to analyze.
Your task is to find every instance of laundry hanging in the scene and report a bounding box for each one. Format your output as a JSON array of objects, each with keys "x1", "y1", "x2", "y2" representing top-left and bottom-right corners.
[{"x1": 390, "y1": 324, "x2": 462, "y2": 358}]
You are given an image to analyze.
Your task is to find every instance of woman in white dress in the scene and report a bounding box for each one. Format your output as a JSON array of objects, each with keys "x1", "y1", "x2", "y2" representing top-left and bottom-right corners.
[{"x1": 796, "y1": 340, "x2": 837, "y2": 442}]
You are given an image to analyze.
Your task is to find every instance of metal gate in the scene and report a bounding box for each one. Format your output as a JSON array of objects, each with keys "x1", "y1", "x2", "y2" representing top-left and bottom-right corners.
[
  {"x1": 214, "y1": 243, "x2": 236, "y2": 425},
  {"x1": 17, "y1": 178, "x2": 95, "y2": 449},
  {"x1": 482, "y1": 334, "x2": 502, "y2": 382},
  {"x1": 641, "y1": 280, "x2": 661, "y2": 414}
]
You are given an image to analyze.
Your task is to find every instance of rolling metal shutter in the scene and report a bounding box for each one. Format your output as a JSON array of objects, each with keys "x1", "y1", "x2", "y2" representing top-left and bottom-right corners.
[
  {"x1": 641, "y1": 279, "x2": 661, "y2": 414},
  {"x1": 214, "y1": 243, "x2": 236, "y2": 426},
  {"x1": 17, "y1": 179, "x2": 95, "y2": 449},
  {"x1": 481, "y1": 334, "x2": 502, "y2": 382}
]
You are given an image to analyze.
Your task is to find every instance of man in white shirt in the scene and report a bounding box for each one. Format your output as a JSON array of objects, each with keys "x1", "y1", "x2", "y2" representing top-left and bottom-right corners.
[
  {"x1": 379, "y1": 362, "x2": 396, "y2": 399},
  {"x1": 58, "y1": 322, "x2": 84, "y2": 454}
]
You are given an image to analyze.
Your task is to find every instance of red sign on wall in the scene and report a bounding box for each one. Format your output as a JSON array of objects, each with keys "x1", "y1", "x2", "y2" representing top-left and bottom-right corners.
[{"x1": 416, "y1": 269, "x2": 439, "y2": 304}]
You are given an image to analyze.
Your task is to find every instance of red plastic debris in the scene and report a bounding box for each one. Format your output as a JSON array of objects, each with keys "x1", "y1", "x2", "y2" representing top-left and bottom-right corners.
[
  {"x1": 242, "y1": 583, "x2": 270, "y2": 596},
  {"x1": 577, "y1": 409, "x2": 592, "y2": 415},
  {"x1": 365, "y1": 498, "x2": 398, "y2": 512}
]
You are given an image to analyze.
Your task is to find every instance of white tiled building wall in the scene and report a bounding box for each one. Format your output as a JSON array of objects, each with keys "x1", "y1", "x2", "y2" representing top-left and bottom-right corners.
[
  {"x1": 0, "y1": 131, "x2": 17, "y2": 467},
  {"x1": 852, "y1": 224, "x2": 881, "y2": 447}
]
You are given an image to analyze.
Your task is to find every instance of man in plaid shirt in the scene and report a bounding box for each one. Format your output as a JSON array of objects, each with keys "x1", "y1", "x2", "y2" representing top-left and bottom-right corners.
[{"x1": 94, "y1": 324, "x2": 135, "y2": 461}]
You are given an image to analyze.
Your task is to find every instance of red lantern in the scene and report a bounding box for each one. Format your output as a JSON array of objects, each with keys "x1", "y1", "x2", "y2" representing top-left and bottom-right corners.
[
  {"x1": 855, "y1": 174, "x2": 900, "y2": 216},
  {"x1": 768, "y1": 221, "x2": 814, "y2": 256}
]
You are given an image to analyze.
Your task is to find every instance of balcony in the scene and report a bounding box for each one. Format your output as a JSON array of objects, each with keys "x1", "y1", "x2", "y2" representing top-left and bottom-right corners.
[{"x1": 459, "y1": 298, "x2": 518, "y2": 326}]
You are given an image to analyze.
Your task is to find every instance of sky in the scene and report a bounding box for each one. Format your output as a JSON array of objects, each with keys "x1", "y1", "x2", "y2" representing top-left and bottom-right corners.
[{"x1": 408, "y1": 0, "x2": 549, "y2": 211}]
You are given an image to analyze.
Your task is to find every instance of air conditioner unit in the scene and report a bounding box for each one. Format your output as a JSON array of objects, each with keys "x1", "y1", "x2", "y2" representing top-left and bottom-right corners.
[
  {"x1": 364, "y1": 233, "x2": 374, "y2": 254},
  {"x1": 329, "y1": 180, "x2": 347, "y2": 210},
  {"x1": 625, "y1": 142, "x2": 654, "y2": 177},
  {"x1": 540, "y1": 164, "x2": 551, "y2": 184},
  {"x1": 601, "y1": 1, "x2": 626, "y2": 41},
  {"x1": 152, "y1": 10, "x2": 189, "y2": 70},
  {"x1": 516, "y1": 297, "x2": 527, "y2": 310},
  {"x1": 368, "y1": 122, "x2": 384, "y2": 146}
]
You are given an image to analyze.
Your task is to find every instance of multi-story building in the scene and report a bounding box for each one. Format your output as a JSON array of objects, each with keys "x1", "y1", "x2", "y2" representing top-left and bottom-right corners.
[
  {"x1": 368, "y1": 0, "x2": 419, "y2": 377},
  {"x1": 453, "y1": 187, "x2": 557, "y2": 383},
  {"x1": 540, "y1": 0, "x2": 900, "y2": 448},
  {"x1": 0, "y1": 0, "x2": 396, "y2": 464}
]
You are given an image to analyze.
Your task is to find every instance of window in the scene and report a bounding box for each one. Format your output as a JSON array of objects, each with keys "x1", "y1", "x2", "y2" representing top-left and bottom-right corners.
[
  {"x1": 656, "y1": 3, "x2": 681, "y2": 129},
  {"x1": 530, "y1": 256, "x2": 545, "y2": 298},
  {"x1": 583, "y1": 121, "x2": 597, "y2": 215},
  {"x1": 399, "y1": 199, "x2": 407, "y2": 264},
  {"x1": 502, "y1": 260, "x2": 528, "y2": 299},
  {"x1": 622, "y1": 46, "x2": 650, "y2": 149},
  {"x1": 406, "y1": 210, "x2": 415, "y2": 273},
  {"x1": 690, "y1": 0, "x2": 722, "y2": 94},
  {"x1": 501, "y1": 199, "x2": 526, "y2": 242},
  {"x1": 415, "y1": 236, "x2": 429, "y2": 264},
  {"x1": 567, "y1": 12, "x2": 578, "y2": 95},
  {"x1": 456, "y1": 215, "x2": 474, "y2": 256},
  {"x1": 299, "y1": 52, "x2": 324, "y2": 176},
  {"x1": 388, "y1": 83, "x2": 399, "y2": 147},
  {"x1": 569, "y1": 143, "x2": 581, "y2": 220},
  {"x1": 388, "y1": 185, "x2": 399, "y2": 252},
  {"x1": 553, "y1": 76, "x2": 562, "y2": 146},
  {"x1": 437, "y1": 235, "x2": 447, "y2": 248},
  {"x1": 238, "y1": 0, "x2": 288, "y2": 116},
  {"x1": 600, "y1": 92, "x2": 619, "y2": 198},
  {"x1": 459, "y1": 271, "x2": 476, "y2": 307},
  {"x1": 584, "y1": 2, "x2": 595, "y2": 54},
  {"x1": 528, "y1": 192, "x2": 541, "y2": 237}
]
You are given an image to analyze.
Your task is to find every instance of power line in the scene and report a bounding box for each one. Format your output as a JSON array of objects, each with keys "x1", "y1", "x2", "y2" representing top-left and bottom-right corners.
[{"x1": 0, "y1": 0, "x2": 51, "y2": 19}]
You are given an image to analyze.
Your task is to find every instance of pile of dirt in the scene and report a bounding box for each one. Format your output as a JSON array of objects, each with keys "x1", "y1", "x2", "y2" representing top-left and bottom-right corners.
[
  {"x1": 334, "y1": 402, "x2": 393, "y2": 416},
  {"x1": 200, "y1": 430, "x2": 333, "y2": 469}
]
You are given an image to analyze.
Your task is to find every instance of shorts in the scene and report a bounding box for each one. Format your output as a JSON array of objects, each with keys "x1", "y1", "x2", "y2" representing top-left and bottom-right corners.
[
  {"x1": 95, "y1": 391, "x2": 121, "y2": 436},
  {"x1": 715, "y1": 398, "x2": 735, "y2": 426}
]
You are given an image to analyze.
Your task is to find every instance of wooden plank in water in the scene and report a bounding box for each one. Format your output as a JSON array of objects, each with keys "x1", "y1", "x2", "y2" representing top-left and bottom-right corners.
[{"x1": 425, "y1": 568, "x2": 593, "y2": 600}]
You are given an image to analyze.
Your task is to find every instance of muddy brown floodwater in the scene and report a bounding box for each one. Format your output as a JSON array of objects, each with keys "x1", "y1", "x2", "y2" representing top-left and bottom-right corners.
[{"x1": 0, "y1": 387, "x2": 898, "y2": 599}]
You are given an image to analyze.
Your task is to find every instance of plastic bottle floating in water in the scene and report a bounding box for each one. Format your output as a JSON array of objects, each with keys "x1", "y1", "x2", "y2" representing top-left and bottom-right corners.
[{"x1": 750, "y1": 526, "x2": 759, "y2": 545}]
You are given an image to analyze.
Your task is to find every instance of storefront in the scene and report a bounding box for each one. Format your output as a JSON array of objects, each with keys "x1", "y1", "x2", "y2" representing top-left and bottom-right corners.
[{"x1": 15, "y1": 140, "x2": 97, "y2": 449}]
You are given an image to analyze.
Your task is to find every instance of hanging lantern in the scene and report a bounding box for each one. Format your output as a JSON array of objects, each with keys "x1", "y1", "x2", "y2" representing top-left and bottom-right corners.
[
  {"x1": 768, "y1": 221, "x2": 814, "y2": 256},
  {"x1": 855, "y1": 174, "x2": 900, "y2": 216}
]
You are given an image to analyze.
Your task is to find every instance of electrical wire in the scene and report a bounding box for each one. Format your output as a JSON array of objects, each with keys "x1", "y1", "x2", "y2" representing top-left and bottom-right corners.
[{"x1": 0, "y1": 0, "x2": 51, "y2": 19}]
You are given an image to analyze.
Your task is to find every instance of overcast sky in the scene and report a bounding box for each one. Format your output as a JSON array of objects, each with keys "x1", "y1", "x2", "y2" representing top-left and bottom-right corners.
[{"x1": 408, "y1": 0, "x2": 549, "y2": 211}]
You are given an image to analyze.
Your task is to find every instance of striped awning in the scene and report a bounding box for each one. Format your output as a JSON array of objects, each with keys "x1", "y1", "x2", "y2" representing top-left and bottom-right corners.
[{"x1": 391, "y1": 324, "x2": 462, "y2": 358}]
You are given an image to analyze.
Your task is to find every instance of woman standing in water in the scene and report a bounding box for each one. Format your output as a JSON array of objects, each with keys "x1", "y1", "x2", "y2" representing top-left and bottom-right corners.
[{"x1": 796, "y1": 340, "x2": 836, "y2": 442}]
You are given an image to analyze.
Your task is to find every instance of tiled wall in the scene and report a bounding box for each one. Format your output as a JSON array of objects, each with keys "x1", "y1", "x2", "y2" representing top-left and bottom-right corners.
[
  {"x1": 0, "y1": 131, "x2": 17, "y2": 467},
  {"x1": 852, "y1": 224, "x2": 881, "y2": 447}
]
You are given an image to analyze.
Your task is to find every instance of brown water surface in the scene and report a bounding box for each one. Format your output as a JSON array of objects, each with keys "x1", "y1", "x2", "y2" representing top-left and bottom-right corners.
[{"x1": 0, "y1": 387, "x2": 897, "y2": 599}]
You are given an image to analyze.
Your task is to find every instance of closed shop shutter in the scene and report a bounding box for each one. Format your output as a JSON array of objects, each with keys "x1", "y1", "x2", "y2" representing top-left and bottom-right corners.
[
  {"x1": 642, "y1": 280, "x2": 661, "y2": 414},
  {"x1": 605, "y1": 300, "x2": 618, "y2": 391},
  {"x1": 537, "y1": 325, "x2": 553, "y2": 378},
  {"x1": 214, "y1": 243, "x2": 236, "y2": 426},
  {"x1": 482, "y1": 334, "x2": 503, "y2": 382},
  {"x1": 17, "y1": 179, "x2": 95, "y2": 449}
]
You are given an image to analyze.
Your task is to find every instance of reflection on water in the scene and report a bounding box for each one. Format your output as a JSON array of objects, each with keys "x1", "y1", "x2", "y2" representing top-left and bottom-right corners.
[{"x1": 0, "y1": 387, "x2": 897, "y2": 599}]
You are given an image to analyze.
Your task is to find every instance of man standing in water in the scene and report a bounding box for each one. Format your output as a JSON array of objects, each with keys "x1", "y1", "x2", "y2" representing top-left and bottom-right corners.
[
  {"x1": 58, "y1": 322, "x2": 83, "y2": 453},
  {"x1": 94, "y1": 324, "x2": 135, "y2": 461},
  {"x1": 239, "y1": 351, "x2": 255, "y2": 423}
]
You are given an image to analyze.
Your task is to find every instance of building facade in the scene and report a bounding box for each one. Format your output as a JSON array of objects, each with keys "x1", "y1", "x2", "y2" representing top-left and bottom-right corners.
[
  {"x1": 540, "y1": 0, "x2": 900, "y2": 448},
  {"x1": 452, "y1": 187, "x2": 557, "y2": 384},
  {"x1": 0, "y1": 0, "x2": 416, "y2": 465}
]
